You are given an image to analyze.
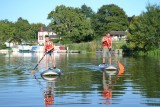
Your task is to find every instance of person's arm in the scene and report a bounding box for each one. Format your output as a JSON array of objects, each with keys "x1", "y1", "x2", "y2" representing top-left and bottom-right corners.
[
  {"x1": 102, "y1": 37, "x2": 106, "y2": 42},
  {"x1": 110, "y1": 38, "x2": 112, "y2": 48}
]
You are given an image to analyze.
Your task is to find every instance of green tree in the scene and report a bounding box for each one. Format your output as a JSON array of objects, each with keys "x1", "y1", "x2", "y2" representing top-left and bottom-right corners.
[
  {"x1": 128, "y1": 4, "x2": 160, "y2": 53},
  {"x1": 48, "y1": 5, "x2": 93, "y2": 43},
  {"x1": 0, "y1": 20, "x2": 15, "y2": 45},
  {"x1": 93, "y1": 4, "x2": 129, "y2": 38},
  {"x1": 14, "y1": 17, "x2": 31, "y2": 43},
  {"x1": 80, "y1": 4, "x2": 95, "y2": 18},
  {"x1": 30, "y1": 23, "x2": 45, "y2": 40}
]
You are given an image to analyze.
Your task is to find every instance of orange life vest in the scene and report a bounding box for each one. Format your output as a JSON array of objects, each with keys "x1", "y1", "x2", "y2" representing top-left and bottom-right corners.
[
  {"x1": 45, "y1": 41, "x2": 54, "y2": 52},
  {"x1": 102, "y1": 37, "x2": 112, "y2": 48},
  {"x1": 45, "y1": 97, "x2": 54, "y2": 105},
  {"x1": 102, "y1": 88, "x2": 112, "y2": 99}
]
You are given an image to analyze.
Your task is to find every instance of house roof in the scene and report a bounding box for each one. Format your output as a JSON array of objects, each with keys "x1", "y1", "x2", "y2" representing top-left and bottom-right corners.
[
  {"x1": 110, "y1": 31, "x2": 127, "y2": 36},
  {"x1": 49, "y1": 35, "x2": 59, "y2": 39},
  {"x1": 40, "y1": 27, "x2": 53, "y2": 32}
]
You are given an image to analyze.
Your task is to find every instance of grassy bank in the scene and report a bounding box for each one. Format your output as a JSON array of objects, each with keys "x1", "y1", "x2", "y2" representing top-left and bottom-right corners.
[
  {"x1": 65, "y1": 41, "x2": 126, "y2": 52},
  {"x1": 146, "y1": 49, "x2": 160, "y2": 56}
]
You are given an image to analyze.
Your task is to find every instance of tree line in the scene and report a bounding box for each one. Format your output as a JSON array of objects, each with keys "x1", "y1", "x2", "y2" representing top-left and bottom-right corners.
[
  {"x1": 0, "y1": 3, "x2": 160, "y2": 53},
  {"x1": 0, "y1": 4, "x2": 128, "y2": 46},
  {"x1": 0, "y1": 17, "x2": 45, "y2": 48},
  {"x1": 48, "y1": 4, "x2": 128, "y2": 43},
  {"x1": 126, "y1": 3, "x2": 160, "y2": 53}
]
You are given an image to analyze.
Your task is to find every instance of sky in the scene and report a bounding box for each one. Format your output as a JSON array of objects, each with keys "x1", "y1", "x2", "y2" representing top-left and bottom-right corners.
[{"x1": 0, "y1": 0, "x2": 160, "y2": 25}]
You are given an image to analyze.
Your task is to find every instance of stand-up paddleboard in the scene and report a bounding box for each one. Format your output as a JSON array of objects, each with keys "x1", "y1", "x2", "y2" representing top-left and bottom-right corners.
[
  {"x1": 99, "y1": 64, "x2": 109, "y2": 69},
  {"x1": 41, "y1": 75, "x2": 59, "y2": 81},
  {"x1": 41, "y1": 68, "x2": 62, "y2": 81},
  {"x1": 105, "y1": 65, "x2": 117, "y2": 75}
]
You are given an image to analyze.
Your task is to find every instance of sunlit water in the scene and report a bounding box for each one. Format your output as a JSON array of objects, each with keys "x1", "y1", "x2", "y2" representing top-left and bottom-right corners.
[{"x1": 0, "y1": 52, "x2": 160, "y2": 107}]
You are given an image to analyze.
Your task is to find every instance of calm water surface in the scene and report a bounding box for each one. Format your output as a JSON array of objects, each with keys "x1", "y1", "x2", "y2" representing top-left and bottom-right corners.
[{"x1": 0, "y1": 52, "x2": 160, "y2": 107}]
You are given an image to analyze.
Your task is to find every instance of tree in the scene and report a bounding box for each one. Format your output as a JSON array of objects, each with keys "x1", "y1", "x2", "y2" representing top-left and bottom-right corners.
[
  {"x1": 128, "y1": 4, "x2": 160, "y2": 52},
  {"x1": 80, "y1": 4, "x2": 95, "y2": 18},
  {"x1": 14, "y1": 17, "x2": 31, "y2": 43},
  {"x1": 48, "y1": 5, "x2": 93, "y2": 43},
  {"x1": 0, "y1": 20, "x2": 15, "y2": 44},
  {"x1": 30, "y1": 23, "x2": 45, "y2": 39},
  {"x1": 93, "y1": 4, "x2": 129, "y2": 38}
]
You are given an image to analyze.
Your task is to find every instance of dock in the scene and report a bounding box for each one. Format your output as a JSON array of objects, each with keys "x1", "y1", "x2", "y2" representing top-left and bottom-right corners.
[{"x1": 96, "y1": 49, "x2": 123, "y2": 54}]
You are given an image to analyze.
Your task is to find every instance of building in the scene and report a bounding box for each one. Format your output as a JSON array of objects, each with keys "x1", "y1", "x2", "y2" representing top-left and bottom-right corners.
[
  {"x1": 38, "y1": 27, "x2": 58, "y2": 45},
  {"x1": 110, "y1": 31, "x2": 127, "y2": 41}
]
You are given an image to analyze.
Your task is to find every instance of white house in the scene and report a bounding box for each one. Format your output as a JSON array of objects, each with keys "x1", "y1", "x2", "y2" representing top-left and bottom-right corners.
[
  {"x1": 110, "y1": 31, "x2": 127, "y2": 41},
  {"x1": 38, "y1": 27, "x2": 58, "y2": 45}
]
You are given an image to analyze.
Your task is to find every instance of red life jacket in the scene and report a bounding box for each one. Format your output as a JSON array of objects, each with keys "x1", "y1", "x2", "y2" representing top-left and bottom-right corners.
[
  {"x1": 44, "y1": 96, "x2": 54, "y2": 105},
  {"x1": 102, "y1": 37, "x2": 112, "y2": 48},
  {"x1": 45, "y1": 41, "x2": 54, "y2": 52}
]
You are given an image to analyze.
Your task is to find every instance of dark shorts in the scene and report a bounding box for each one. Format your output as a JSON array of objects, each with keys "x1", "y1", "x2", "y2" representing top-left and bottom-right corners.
[{"x1": 46, "y1": 51, "x2": 53, "y2": 56}]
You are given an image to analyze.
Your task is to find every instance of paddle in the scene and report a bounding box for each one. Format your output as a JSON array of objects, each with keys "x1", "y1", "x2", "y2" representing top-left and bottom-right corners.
[
  {"x1": 31, "y1": 52, "x2": 47, "y2": 74},
  {"x1": 111, "y1": 49, "x2": 124, "y2": 71}
]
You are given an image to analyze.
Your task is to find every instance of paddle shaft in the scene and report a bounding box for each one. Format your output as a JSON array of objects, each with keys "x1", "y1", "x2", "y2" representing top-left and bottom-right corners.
[
  {"x1": 110, "y1": 49, "x2": 124, "y2": 70},
  {"x1": 33, "y1": 53, "x2": 46, "y2": 70}
]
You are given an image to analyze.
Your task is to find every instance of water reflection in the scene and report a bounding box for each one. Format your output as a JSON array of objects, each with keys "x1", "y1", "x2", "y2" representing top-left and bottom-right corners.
[
  {"x1": 102, "y1": 66, "x2": 125, "y2": 104},
  {"x1": 0, "y1": 53, "x2": 160, "y2": 107},
  {"x1": 102, "y1": 71, "x2": 112, "y2": 104},
  {"x1": 33, "y1": 71, "x2": 60, "y2": 106}
]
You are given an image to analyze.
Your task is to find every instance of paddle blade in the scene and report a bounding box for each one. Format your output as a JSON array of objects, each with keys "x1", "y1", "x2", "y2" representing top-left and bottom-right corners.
[
  {"x1": 118, "y1": 62, "x2": 124, "y2": 71},
  {"x1": 31, "y1": 70, "x2": 34, "y2": 75}
]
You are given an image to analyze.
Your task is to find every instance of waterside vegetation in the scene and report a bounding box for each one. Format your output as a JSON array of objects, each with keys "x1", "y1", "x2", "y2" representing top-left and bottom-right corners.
[{"x1": 0, "y1": 3, "x2": 160, "y2": 56}]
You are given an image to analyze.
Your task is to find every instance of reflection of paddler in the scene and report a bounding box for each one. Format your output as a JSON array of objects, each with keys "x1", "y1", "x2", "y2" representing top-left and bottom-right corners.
[
  {"x1": 102, "y1": 72, "x2": 112, "y2": 103},
  {"x1": 44, "y1": 81, "x2": 54, "y2": 105},
  {"x1": 102, "y1": 88, "x2": 112, "y2": 100}
]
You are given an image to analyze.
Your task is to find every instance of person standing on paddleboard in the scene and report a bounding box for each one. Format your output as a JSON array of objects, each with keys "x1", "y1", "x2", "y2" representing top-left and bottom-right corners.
[
  {"x1": 102, "y1": 33, "x2": 112, "y2": 65},
  {"x1": 43, "y1": 35, "x2": 56, "y2": 69}
]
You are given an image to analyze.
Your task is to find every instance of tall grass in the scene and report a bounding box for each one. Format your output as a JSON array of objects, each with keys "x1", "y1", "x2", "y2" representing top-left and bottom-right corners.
[
  {"x1": 147, "y1": 49, "x2": 160, "y2": 56},
  {"x1": 65, "y1": 40, "x2": 126, "y2": 52}
]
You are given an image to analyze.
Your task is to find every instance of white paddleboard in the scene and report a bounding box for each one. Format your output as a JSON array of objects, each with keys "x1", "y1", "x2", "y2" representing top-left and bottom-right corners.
[
  {"x1": 99, "y1": 64, "x2": 109, "y2": 69},
  {"x1": 105, "y1": 65, "x2": 117, "y2": 75},
  {"x1": 41, "y1": 68, "x2": 62, "y2": 76},
  {"x1": 42, "y1": 75, "x2": 59, "y2": 81},
  {"x1": 41, "y1": 68, "x2": 62, "y2": 81}
]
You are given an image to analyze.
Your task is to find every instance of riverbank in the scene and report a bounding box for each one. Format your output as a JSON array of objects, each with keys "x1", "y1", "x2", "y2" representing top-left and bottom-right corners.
[{"x1": 65, "y1": 40, "x2": 126, "y2": 52}]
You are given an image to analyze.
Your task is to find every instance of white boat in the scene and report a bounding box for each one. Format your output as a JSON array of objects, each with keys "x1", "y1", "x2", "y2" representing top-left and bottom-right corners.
[{"x1": 18, "y1": 45, "x2": 31, "y2": 52}]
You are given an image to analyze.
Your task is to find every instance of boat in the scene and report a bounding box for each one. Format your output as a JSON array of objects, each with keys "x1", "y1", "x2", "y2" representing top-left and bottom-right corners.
[{"x1": 18, "y1": 44, "x2": 31, "y2": 52}]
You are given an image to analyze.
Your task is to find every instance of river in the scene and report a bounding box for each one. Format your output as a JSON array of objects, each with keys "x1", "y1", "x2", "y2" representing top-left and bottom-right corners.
[{"x1": 0, "y1": 52, "x2": 160, "y2": 107}]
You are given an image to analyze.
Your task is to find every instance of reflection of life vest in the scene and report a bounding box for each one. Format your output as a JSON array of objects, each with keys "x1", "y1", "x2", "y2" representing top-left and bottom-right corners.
[
  {"x1": 45, "y1": 41, "x2": 54, "y2": 52},
  {"x1": 102, "y1": 88, "x2": 112, "y2": 99},
  {"x1": 44, "y1": 94, "x2": 54, "y2": 105}
]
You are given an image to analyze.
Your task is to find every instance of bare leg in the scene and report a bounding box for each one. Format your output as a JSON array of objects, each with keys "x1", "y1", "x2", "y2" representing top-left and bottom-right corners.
[
  {"x1": 109, "y1": 56, "x2": 111, "y2": 65},
  {"x1": 46, "y1": 55, "x2": 49, "y2": 69},
  {"x1": 51, "y1": 54, "x2": 56, "y2": 68},
  {"x1": 103, "y1": 57, "x2": 106, "y2": 64}
]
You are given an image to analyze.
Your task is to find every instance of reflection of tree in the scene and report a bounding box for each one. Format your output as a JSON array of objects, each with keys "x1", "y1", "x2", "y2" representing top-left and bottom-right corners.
[
  {"x1": 56, "y1": 71, "x2": 93, "y2": 92},
  {"x1": 127, "y1": 56, "x2": 160, "y2": 105}
]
